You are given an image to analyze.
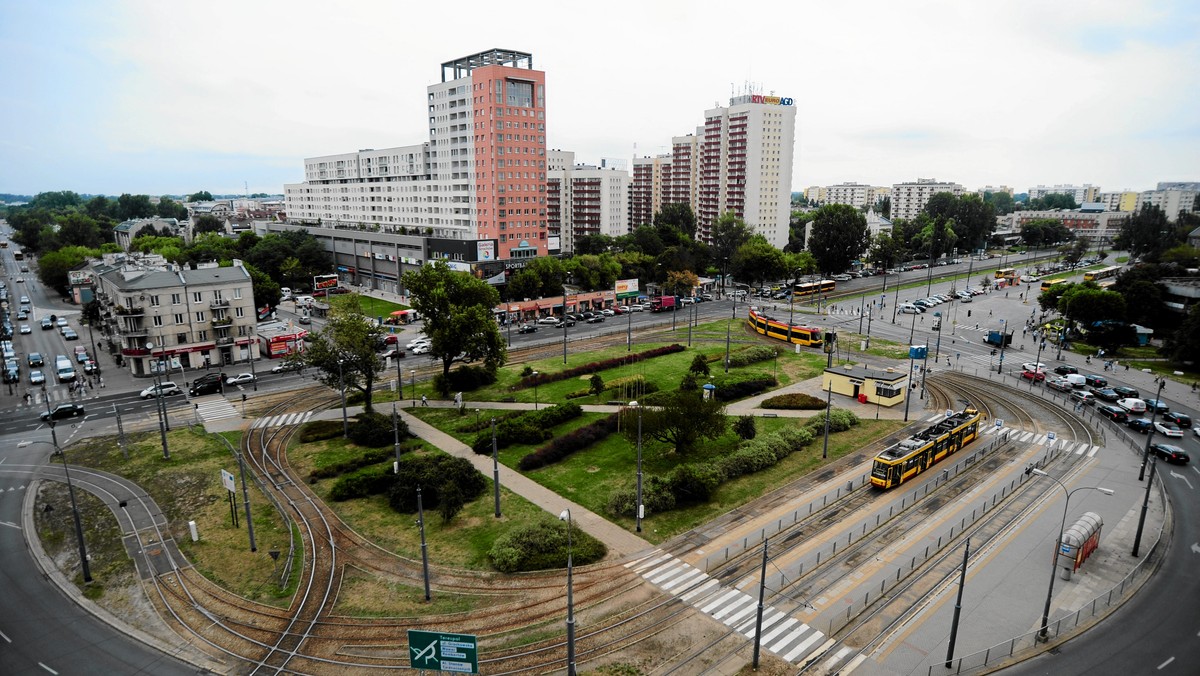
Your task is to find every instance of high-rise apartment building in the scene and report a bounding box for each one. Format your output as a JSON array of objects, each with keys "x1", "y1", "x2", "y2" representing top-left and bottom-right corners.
[
  {"x1": 1027, "y1": 184, "x2": 1100, "y2": 204},
  {"x1": 627, "y1": 92, "x2": 796, "y2": 248},
  {"x1": 824, "y1": 182, "x2": 886, "y2": 210},
  {"x1": 284, "y1": 49, "x2": 548, "y2": 265},
  {"x1": 890, "y1": 179, "x2": 965, "y2": 220},
  {"x1": 630, "y1": 155, "x2": 673, "y2": 227},
  {"x1": 548, "y1": 150, "x2": 630, "y2": 254},
  {"x1": 1097, "y1": 191, "x2": 1139, "y2": 212},
  {"x1": 1137, "y1": 188, "x2": 1198, "y2": 222}
]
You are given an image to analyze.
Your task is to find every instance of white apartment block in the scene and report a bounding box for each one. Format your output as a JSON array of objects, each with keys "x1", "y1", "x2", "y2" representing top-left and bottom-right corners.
[
  {"x1": 1027, "y1": 184, "x2": 1100, "y2": 204},
  {"x1": 978, "y1": 185, "x2": 1014, "y2": 196},
  {"x1": 284, "y1": 49, "x2": 548, "y2": 262},
  {"x1": 1137, "y1": 189, "x2": 1198, "y2": 222},
  {"x1": 630, "y1": 154, "x2": 672, "y2": 227},
  {"x1": 548, "y1": 150, "x2": 630, "y2": 254},
  {"x1": 1097, "y1": 191, "x2": 1139, "y2": 212},
  {"x1": 824, "y1": 182, "x2": 887, "y2": 210},
  {"x1": 1001, "y1": 209, "x2": 1130, "y2": 246},
  {"x1": 890, "y1": 178, "x2": 965, "y2": 220}
]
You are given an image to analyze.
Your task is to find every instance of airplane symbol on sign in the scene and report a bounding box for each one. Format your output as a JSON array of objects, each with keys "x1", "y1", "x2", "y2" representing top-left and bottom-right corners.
[{"x1": 411, "y1": 640, "x2": 438, "y2": 666}]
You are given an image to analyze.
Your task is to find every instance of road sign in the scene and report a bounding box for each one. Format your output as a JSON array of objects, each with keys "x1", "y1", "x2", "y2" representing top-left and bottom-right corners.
[
  {"x1": 220, "y1": 469, "x2": 236, "y2": 493},
  {"x1": 408, "y1": 630, "x2": 478, "y2": 673},
  {"x1": 995, "y1": 419, "x2": 1004, "y2": 428},
  {"x1": 1047, "y1": 431, "x2": 1057, "y2": 441}
]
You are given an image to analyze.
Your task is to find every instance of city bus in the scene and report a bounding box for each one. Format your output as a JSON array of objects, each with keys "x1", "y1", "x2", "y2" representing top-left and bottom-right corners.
[
  {"x1": 12, "y1": 249, "x2": 23, "y2": 261},
  {"x1": 1083, "y1": 266, "x2": 1120, "y2": 283},
  {"x1": 994, "y1": 268, "x2": 1015, "y2": 279},
  {"x1": 1040, "y1": 278, "x2": 1068, "y2": 293}
]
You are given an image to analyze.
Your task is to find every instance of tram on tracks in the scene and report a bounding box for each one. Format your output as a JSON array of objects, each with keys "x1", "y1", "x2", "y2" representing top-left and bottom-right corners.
[
  {"x1": 870, "y1": 407, "x2": 983, "y2": 489},
  {"x1": 1040, "y1": 278, "x2": 1068, "y2": 293},
  {"x1": 792, "y1": 279, "x2": 836, "y2": 298},
  {"x1": 746, "y1": 308, "x2": 824, "y2": 347},
  {"x1": 1083, "y1": 265, "x2": 1120, "y2": 283}
]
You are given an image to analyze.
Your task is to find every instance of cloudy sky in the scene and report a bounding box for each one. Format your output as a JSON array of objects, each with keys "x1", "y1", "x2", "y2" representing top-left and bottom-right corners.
[{"x1": 1, "y1": 0, "x2": 1197, "y2": 198}]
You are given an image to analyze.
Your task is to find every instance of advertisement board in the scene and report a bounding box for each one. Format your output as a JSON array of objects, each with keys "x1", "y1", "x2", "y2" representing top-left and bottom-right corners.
[
  {"x1": 614, "y1": 278, "x2": 640, "y2": 299},
  {"x1": 313, "y1": 274, "x2": 339, "y2": 290}
]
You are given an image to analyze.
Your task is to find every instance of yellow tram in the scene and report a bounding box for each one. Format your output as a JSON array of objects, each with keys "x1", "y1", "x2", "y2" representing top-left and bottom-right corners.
[
  {"x1": 746, "y1": 308, "x2": 824, "y2": 347},
  {"x1": 792, "y1": 279, "x2": 836, "y2": 298},
  {"x1": 870, "y1": 407, "x2": 983, "y2": 489}
]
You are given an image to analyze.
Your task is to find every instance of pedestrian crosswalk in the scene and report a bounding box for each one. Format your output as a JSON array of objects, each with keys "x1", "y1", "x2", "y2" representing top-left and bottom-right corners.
[
  {"x1": 625, "y1": 551, "x2": 837, "y2": 666},
  {"x1": 192, "y1": 395, "x2": 239, "y2": 422},
  {"x1": 979, "y1": 424, "x2": 1100, "y2": 456},
  {"x1": 251, "y1": 411, "x2": 314, "y2": 429}
]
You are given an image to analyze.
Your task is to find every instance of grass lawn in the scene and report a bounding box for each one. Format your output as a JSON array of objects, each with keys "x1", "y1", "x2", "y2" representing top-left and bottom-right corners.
[
  {"x1": 55, "y1": 428, "x2": 296, "y2": 605},
  {"x1": 354, "y1": 294, "x2": 409, "y2": 321}
]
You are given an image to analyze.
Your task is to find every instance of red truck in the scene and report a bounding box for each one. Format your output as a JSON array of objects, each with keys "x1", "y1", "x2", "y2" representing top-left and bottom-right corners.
[{"x1": 650, "y1": 296, "x2": 676, "y2": 312}]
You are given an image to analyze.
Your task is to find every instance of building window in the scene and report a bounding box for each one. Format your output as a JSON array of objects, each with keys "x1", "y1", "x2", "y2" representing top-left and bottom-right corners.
[
  {"x1": 235, "y1": 307, "x2": 244, "y2": 318},
  {"x1": 876, "y1": 382, "x2": 903, "y2": 398},
  {"x1": 193, "y1": 291, "x2": 202, "y2": 303},
  {"x1": 152, "y1": 315, "x2": 163, "y2": 327},
  {"x1": 171, "y1": 293, "x2": 182, "y2": 305},
  {"x1": 198, "y1": 330, "x2": 208, "y2": 341},
  {"x1": 174, "y1": 313, "x2": 184, "y2": 324},
  {"x1": 233, "y1": 288, "x2": 242, "y2": 299},
  {"x1": 177, "y1": 333, "x2": 187, "y2": 344},
  {"x1": 195, "y1": 312, "x2": 206, "y2": 322},
  {"x1": 149, "y1": 295, "x2": 160, "y2": 307}
]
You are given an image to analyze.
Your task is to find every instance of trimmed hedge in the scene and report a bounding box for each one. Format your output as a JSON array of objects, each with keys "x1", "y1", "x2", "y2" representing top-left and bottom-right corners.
[
  {"x1": 299, "y1": 420, "x2": 344, "y2": 443},
  {"x1": 433, "y1": 364, "x2": 498, "y2": 395},
  {"x1": 488, "y1": 519, "x2": 608, "y2": 573},
  {"x1": 470, "y1": 403, "x2": 583, "y2": 454},
  {"x1": 387, "y1": 455, "x2": 487, "y2": 513},
  {"x1": 712, "y1": 375, "x2": 777, "y2": 401},
  {"x1": 805, "y1": 408, "x2": 861, "y2": 434},
  {"x1": 564, "y1": 375, "x2": 659, "y2": 400},
  {"x1": 726, "y1": 345, "x2": 778, "y2": 368},
  {"x1": 519, "y1": 413, "x2": 620, "y2": 470},
  {"x1": 760, "y1": 392, "x2": 828, "y2": 409},
  {"x1": 510, "y1": 344, "x2": 686, "y2": 390},
  {"x1": 309, "y1": 444, "x2": 418, "y2": 482}
]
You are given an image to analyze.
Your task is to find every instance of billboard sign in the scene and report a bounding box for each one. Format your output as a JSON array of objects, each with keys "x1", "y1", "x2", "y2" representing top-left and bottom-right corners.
[
  {"x1": 614, "y1": 278, "x2": 640, "y2": 299},
  {"x1": 313, "y1": 274, "x2": 339, "y2": 290}
]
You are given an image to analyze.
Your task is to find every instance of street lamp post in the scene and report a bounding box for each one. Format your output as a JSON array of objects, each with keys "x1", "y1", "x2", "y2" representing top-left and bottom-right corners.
[
  {"x1": 338, "y1": 358, "x2": 348, "y2": 438},
  {"x1": 563, "y1": 275, "x2": 570, "y2": 364},
  {"x1": 392, "y1": 403, "x2": 401, "y2": 469},
  {"x1": 1137, "y1": 379, "x2": 1167, "y2": 481},
  {"x1": 532, "y1": 371, "x2": 540, "y2": 410},
  {"x1": 410, "y1": 369, "x2": 416, "y2": 408},
  {"x1": 903, "y1": 313, "x2": 918, "y2": 423},
  {"x1": 491, "y1": 417, "x2": 501, "y2": 517},
  {"x1": 248, "y1": 333, "x2": 257, "y2": 391},
  {"x1": 145, "y1": 342, "x2": 170, "y2": 459},
  {"x1": 559, "y1": 509, "x2": 577, "y2": 676},
  {"x1": 1031, "y1": 469, "x2": 1112, "y2": 640},
  {"x1": 997, "y1": 319, "x2": 1008, "y2": 374},
  {"x1": 30, "y1": 438, "x2": 92, "y2": 583},
  {"x1": 630, "y1": 401, "x2": 643, "y2": 533}
]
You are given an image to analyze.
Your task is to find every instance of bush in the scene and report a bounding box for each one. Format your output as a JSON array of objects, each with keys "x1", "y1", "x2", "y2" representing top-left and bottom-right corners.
[
  {"x1": 726, "y1": 345, "x2": 778, "y2": 368},
  {"x1": 488, "y1": 519, "x2": 608, "y2": 573},
  {"x1": 712, "y1": 375, "x2": 777, "y2": 401},
  {"x1": 309, "y1": 445, "x2": 416, "y2": 482},
  {"x1": 805, "y1": 408, "x2": 860, "y2": 433},
  {"x1": 760, "y1": 392, "x2": 827, "y2": 409},
  {"x1": 689, "y1": 353, "x2": 710, "y2": 376},
  {"x1": 470, "y1": 403, "x2": 583, "y2": 454},
  {"x1": 387, "y1": 455, "x2": 486, "y2": 513},
  {"x1": 605, "y1": 475, "x2": 676, "y2": 517},
  {"x1": 511, "y1": 344, "x2": 687, "y2": 391},
  {"x1": 734, "y1": 415, "x2": 757, "y2": 440},
  {"x1": 438, "y1": 481, "x2": 466, "y2": 524},
  {"x1": 455, "y1": 410, "x2": 524, "y2": 434},
  {"x1": 434, "y1": 365, "x2": 498, "y2": 395},
  {"x1": 348, "y1": 411, "x2": 406, "y2": 448},
  {"x1": 328, "y1": 465, "x2": 395, "y2": 501},
  {"x1": 299, "y1": 419, "x2": 344, "y2": 443},
  {"x1": 519, "y1": 413, "x2": 620, "y2": 470},
  {"x1": 666, "y1": 464, "x2": 722, "y2": 505}
]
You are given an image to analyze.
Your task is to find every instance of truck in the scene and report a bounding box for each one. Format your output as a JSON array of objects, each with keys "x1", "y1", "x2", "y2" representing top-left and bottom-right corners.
[
  {"x1": 649, "y1": 296, "x2": 676, "y2": 312},
  {"x1": 984, "y1": 330, "x2": 1013, "y2": 347}
]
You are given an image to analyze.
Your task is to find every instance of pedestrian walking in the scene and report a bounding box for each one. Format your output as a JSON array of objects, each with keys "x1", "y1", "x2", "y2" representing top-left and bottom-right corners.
[{"x1": 421, "y1": 395, "x2": 428, "y2": 406}]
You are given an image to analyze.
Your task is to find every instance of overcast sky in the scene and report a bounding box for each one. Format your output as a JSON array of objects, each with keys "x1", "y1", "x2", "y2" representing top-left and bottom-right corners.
[{"x1": 1, "y1": 0, "x2": 1197, "y2": 198}]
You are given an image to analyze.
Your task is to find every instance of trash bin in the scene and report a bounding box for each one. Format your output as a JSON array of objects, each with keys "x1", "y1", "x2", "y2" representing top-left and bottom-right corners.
[{"x1": 857, "y1": 393, "x2": 868, "y2": 404}]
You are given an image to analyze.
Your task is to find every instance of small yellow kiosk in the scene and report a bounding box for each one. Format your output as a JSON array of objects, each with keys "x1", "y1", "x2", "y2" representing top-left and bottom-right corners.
[{"x1": 822, "y1": 364, "x2": 908, "y2": 408}]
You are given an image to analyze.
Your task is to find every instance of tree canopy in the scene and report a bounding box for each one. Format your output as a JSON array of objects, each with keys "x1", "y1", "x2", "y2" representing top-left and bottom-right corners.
[
  {"x1": 403, "y1": 262, "x2": 506, "y2": 378},
  {"x1": 806, "y1": 204, "x2": 869, "y2": 274},
  {"x1": 301, "y1": 295, "x2": 387, "y2": 413},
  {"x1": 632, "y1": 390, "x2": 727, "y2": 454}
]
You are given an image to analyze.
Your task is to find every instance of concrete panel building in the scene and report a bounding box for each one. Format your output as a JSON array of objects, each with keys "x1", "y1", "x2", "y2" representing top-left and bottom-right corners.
[{"x1": 891, "y1": 179, "x2": 964, "y2": 221}]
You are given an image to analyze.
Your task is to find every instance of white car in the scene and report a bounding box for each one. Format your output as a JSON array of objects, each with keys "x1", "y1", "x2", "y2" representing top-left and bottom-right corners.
[
  {"x1": 629, "y1": 304, "x2": 644, "y2": 312},
  {"x1": 411, "y1": 343, "x2": 432, "y2": 355},
  {"x1": 899, "y1": 303, "x2": 924, "y2": 314},
  {"x1": 1118, "y1": 398, "x2": 1147, "y2": 414},
  {"x1": 536, "y1": 316, "x2": 559, "y2": 325},
  {"x1": 1154, "y1": 421, "x2": 1183, "y2": 438},
  {"x1": 271, "y1": 362, "x2": 304, "y2": 373},
  {"x1": 1021, "y1": 362, "x2": 1047, "y2": 373},
  {"x1": 140, "y1": 381, "x2": 182, "y2": 399},
  {"x1": 831, "y1": 274, "x2": 852, "y2": 282},
  {"x1": 225, "y1": 373, "x2": 257, "y2": 386},
  {"x1": 405, "y1": 337, "x2": 431, "y2": 350},
  {"x1": 19, "y1": 324, "x2": 30, "y2": 334}
]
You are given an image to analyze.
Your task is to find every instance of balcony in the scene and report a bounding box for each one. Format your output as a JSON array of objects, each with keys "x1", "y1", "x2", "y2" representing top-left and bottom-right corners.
[
  {"x1": 114, "y1": 305, "x2": 145, "y2": 316},
  {"x1": 211, "y1": 316, "x2": 233, "y2": 327},
  {"x1": 210, "y1": 298, "x2": 230, "y2": 309},
  {"x1": 216, "y1": 336, "x2": 233, "y2": 346}
]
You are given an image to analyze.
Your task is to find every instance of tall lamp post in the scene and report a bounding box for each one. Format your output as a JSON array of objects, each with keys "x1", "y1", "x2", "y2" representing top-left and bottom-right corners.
[
  {"x1": 1137, "y1": 379, "x2": 1167, "y2": 481},
  {"x1": 27, "y1": 439, "x2": 92, "y2": 583},
  {"x1": 532, "y1": 371, "x2": 540, "y2": 410},
  {"x1": 145, "y1": 342, "x2": 170, "y2": 459},
  {"x1": 410, "y1": 369, "x2": 416, "y2": 408},
  {"x1": 1031, "y1": 469, "x2": 1112, "y2": 640},
  {"x1": 248, "y1": 332, "x2": 257, "y2": 391},
  {"x1": 997, "y1": 318, "x2": 1008, "y2": 374},
  {"x1": 562, "y1": 274, "x2": 570, "y2": 364},
  {"x1": 630, "y1": 401, "x2": 644, "y2": 533},
  {"x1": 559, "y1": 509, "x2": 577, "y2": 676},
  {"x1": 337, "y1": 358, "x2": 348, "y2": 438}
]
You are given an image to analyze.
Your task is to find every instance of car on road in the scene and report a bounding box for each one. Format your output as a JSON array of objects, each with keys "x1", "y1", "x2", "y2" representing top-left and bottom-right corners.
[
  {"x1": 1112, "y1": 386, "x2": 1139, "y2": 399},
  {"x1": 899, "y1": 303, "x2": 923, "y2": 314},
  {"x1": 298, "y1": 313, "x2": 311, "y2": 324},
  {"x1": 1118, "y1": 398, "x2": 1147, "y2": 414},
  {"x1": 271, "y1": 361, "x2": 305, "y2": 373},
  {"x1": 82, "y1": 360, "x2": 98, "y2": 374},
  {"x1": 1096, "y1": 405, "x2": 1128, "y2": 423},
  {"x1": 1047, "y1": 378, "x2": 1073, "y2": 392},
  {"x1": 41, "y1": 317, "x2": 52, "y2": 330},
  {"x1": 29, "y1": 370, "x2": 45, "y2": 385},
  {"x1": 517, "y1": 324, "x2": 537, "y2": 334},
  {"x1": 140, "y1": 381, "x2": 182, "y2": 399},
  {"x1": 224, "y1": 373, "x2": 257, "y2": 386},
  {"x1": 535, "y1": 316, "x2": 559, "y2": 325},
  {"x1": 1154, "y1": 421, "x2": 1184, "y2": 438},
  {"x1": 1053, "y1": 365, "x2": 1078, "y2": 376},
  {"x1": 40, "y1": 403, "x2": 85, "y2": 421},
  {"x1": 16, "y1": 310, "x2": 27, "y2": 320},
  {"x1": 411, "y1": 343, "x2": 432, "y2": 355},
  {"x1": 1021, "y1": 362, "x2": 1047, "y2": 373},
  {"x1": 1083, "y1": 374, "x2": 1107, "y2": 387},
  {"x1": 61, "y1": 328, "x2": 79, "y2": 340},
  {"x1": 55, "y1": 317, "x2": 68, "y2": 329},
  {"x1": 831, "y1": 274, "x2": 853, "y2": 281},
  {"x1": 700, "y1": 293, "x2": 715, "y2": 301},
  {"x1": 1020, "y1": 369, "x2": 1045, "y2": 382},
  {"x1": 555, "y1": 318, "x2": 576, "y2": 328},
  {"x1": 629, "y1": 304, "x2": 644, "y2": 312},
  {"x1": 28, "y1": 352, "x2": 43, "y2": 367},
  {"x1": 1069, "y1": 390, "x2": 1095, "y2": 406},
  {"x1": 1090, "y1": 387, "x2": 1120, "y2": 402},
  {"x1": 1149, "y1": 443, "x2": 1189, "y2": 464},
  {"x1": 601, "y1": 308, "x2": 616, "y2": 315},
  {"x1": 378, "y1": 348, "x2": 404, "y2": 361},
  {"x1": 19, "y1": 295, "x2": 30, "y2": 305},
  {"x1": 586, "y1": 314, "x2": 605, "y2": 323},
  {"x1": 405, "y1": 336, "x2": 430, "y2": 350},
  {"x1": 19, "y1": 324, "x2": 30, "y2": 334},
  {"x1": 1144, "y1": 398, "x2": 1169, "y2": 414},
  {"x1": 1127, "y1": 417, "x2": 1154, "y2": 433},
  {"x1": 1163, "y1": 411, "x2": 1191, "y2": 428}
]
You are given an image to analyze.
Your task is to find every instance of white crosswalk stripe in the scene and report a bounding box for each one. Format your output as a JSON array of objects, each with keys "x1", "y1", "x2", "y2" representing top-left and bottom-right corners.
[
  {"x1": 250, "y1": 411, "x2": 314, "y2": 429},
  {"x1": 627, "y1": 550, "x2": 832, "y2": 664},
  {"x1": 192, "y1": 395, "x2": 239, "y2": 422}
]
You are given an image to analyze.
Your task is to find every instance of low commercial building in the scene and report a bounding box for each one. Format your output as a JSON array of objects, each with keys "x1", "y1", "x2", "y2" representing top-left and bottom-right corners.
[{"x1": 822, "y1": 364, "x2": 908, "y2": 408}]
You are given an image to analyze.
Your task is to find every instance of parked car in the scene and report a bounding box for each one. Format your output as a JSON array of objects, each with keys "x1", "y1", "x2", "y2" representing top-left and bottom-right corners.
[
  {"x1": 899, "y1": 303, "x2": 923, "y2": 314},
  {"x1": 1047, "y1": 378, "x2": 1073, "y2": 392},
  {"x1": 1163, "y1": 411, "x2": 1192, "y2": 428},
  {"x1": 1118, "y1": 398, "x2": 1147, "y2": 414},
  {"x1": 61, "y1": 328, "x2": 79, "y2": 340},
  {"x1": 1144, "y1": 398, "x2": 1170, "y2": 414},
  {"x1": 1149, "y1": 443, "x2": 1190, "y2": 464},
  {"x1": 272, "y1": 361, "x2": 305, "y2": 373},
  {"x1": 225, "y1": 373, "x2": 257, "y2": 386},
  {"x1": 1069, "y1": 390, "x2": 1095, "y2": 406},
  {"x1": 1112, "y1": 386, "x2": 1139, "y2": 399},
  {"x1": 1096, "y1": 405, "x2": 1128, "y2": 423},
  {"x1": 140, "y1": 381, "x2": 182, "y2": 399},
  {"x1": 411, "y1": 344, "x2": 432, "y2": 355},
  {"x1": 1020, "y1": 369, "x2": 1045, "y2": 382},
  {"x1": 1154, "y1": 421, "x2": 1184, "y2": 438},
  {"x1": 629, "y1": 304, "x2": 644, "y2": 312},
  {"x1": 1054, "y1": 365, "x2": 1079, "y2": 376},
  {"x1": 586, "y1": 314, "x2": 605, "y2": 323},
  {"x1": 40, "y1": 403, "x2": 85, "y2": 421},
  {"x1": 555, "y1": 318, "x2": 576, "y2": 328},
  {"x1": 1127, "y1": 417, "x2": 1154, "y2": 433},
  {"x1": 831, "y1": 273, "x2": 852, "y2": 281},
  {"x1": 536, "y1": 316, "x2": 559, "y2": 325},
  {"x1": 517, "y1": 324, "x2": 537, "y2": 334},
  {"x1": 405, "y1": 336, "x2": 431, "y2": 350},
  {"x1": 601, "y1": 308, "x2": 616, "y2": 315},
  {"x1": 1090, "y1": 387, "x2": 1120, "y2": 402},
  {"x1": 378, "y1": 348, "x2": 405, "y2": 361}
]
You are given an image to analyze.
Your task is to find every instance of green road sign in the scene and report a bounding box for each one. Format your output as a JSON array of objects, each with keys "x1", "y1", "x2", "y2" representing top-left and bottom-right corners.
[{"x1": 407, "y1": 629, "x2": 479, "y2": 673}]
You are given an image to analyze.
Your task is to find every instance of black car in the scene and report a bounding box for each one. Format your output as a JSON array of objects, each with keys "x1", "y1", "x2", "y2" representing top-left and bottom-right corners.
[
  {"x1": 1054, "y1": 365, "x2": 1078, "y2": 376},
  {"x1": 1163, "y1": 411, "x2": 1192, "y2": 428},
  {"x1": 1127, "y1": 417, "x2": 1154, "y2": 433},
  {"x1": 1096, "y1": 405, "x2": 1128, "y2": 423},
  {"x1": 28, "y1": 352, "x2": 44, "y2": 367},
  {"x1": 586, "y1": 314, "x2": 605, "y2": 323},
  {"x1": 555, "y1": 318, "x2": 576, "y2": 328},
  {"x1": 1149, "y1": 443, "x2": 1190, "y2": 465},
  {"x1": 1083, "y1": 374, "x2": 1108, "y2": 387},
  {"x1": 1090, "y1": 387, "x2": 1120, "y2": 402},
  {"x1": 517, "y1": 324, "x2": 537, "y2": 334},
  {"x1": 40, "y1": 403, "x2": 85, "y2": 421},
  {"x1": 1112, "y1": 386, "x2": 1139, "y2": 399},
  {"x1": 40, "y1": 317, "x2": 53, "y2": 330}
]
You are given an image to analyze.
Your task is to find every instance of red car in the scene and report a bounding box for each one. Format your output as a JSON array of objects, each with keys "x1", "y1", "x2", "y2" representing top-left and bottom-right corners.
[
  {"x1": 312, "y1": 289, "x2": 328, "y2": 297},
  {"x1": 1020, "y1": 369, "x2": 1046, "y2": 382}
]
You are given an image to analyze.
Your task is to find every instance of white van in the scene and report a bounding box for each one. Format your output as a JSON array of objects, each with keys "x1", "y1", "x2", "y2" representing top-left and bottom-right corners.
[
  {"x1": 280, "y1": 287, "x2": 292, "y2": 298},
  {"x1": 1118, "y1": 398, "x2": 1147, "y2": 414},
  {"x1": 55, "y1": 355, "x2": 77, "y2": 383},
  {"x1": 1064, "y1": 374, "x2": 1087, "y2": 388}
]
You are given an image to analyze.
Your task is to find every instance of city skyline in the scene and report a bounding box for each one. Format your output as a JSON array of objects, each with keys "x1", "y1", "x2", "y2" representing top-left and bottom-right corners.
[{"x1": 1, "y1": 0, "x2": 1196, "y2": 197}]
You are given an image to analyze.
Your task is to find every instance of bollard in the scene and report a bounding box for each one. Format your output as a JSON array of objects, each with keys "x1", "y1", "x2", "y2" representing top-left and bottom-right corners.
[{"x1": 188, "y1": 520, "x2": 199, "y2": 542}]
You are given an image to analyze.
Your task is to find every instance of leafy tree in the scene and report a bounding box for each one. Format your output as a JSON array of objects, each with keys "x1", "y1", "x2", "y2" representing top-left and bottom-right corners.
[
  {"x1": 710, "y1": 211, "x2": 753, "y2": 277},
  {"x1": 37, "y1": 246, "x2": 96, "y2": 292},
  {"x1": 876, "y1": 195, "x2": 892, "y2": 218},
  {"x1": 301, "y1": 294, "x2": 387, "y2": 413},
  {"x1": 1020, "y1": 218, "x2": 1060, "y2": 248},
  {"x1": 653, "y1": 203, "x2": 697, "y2": 242},
  {"x1": 1027, "y1": 193, "x2": 1078, "y2": 210},
  {"x1": 130, "y1": 235, "x2": 185, "y2": 262},
  {"x1": 785, "y1": 211, "x2": 814, "y2": 253},
  {"x1": 156, "y1": 197, "x2": 189, "y2": 220},
  {"x1": 54, "y1": 213, "x2": 104, "y2": 249},
  {"x1": 731, "y1": 235, "x2": 787, "y2": 290},
  {"x1": 403, "y1": 261, "x2": 506, "y2": 379},
  {"x1": 1062, "y1": 239, "x2": 1089, "y2": 266},
  {"x1": 1164, "y1": 303, "x2": 1200, "y2": 362},
  {"x1": 193, "y1": 214, "x2": 224, "y2": 235},
  {"x1": 1110, "y1": 265, "x2": 1170, "y2": 329},
  {"x1": 868, "y1": 231, "x2": 905, "y2": 270},
  {"x1": 589, "y1": 374, "x2": 605, "y2": 398},
  {"x1": 1038, "y1": 281, "x2": 1074, "y2": 313},
  {"x1": 573, "y1": 234, "x2": 614, "y2": 255},
  {"x1": 806, "y1": 204, "x2": 869, "y2": 274},
  {"x1": 114, "y1": 193, "x2": 156, "y2": 221},
  {"x1": 688, "y1": 354, "x2": 710, "y2": 376},
  {"x1": 663, "y1": 269, "x2": 700, "y2": 297},
  {"x1": 622, "y1": 224, "x2": 666, "y2": 256},
  {"x1": 85, "y1": 196, "x2": 113, "y2": 219},
  {"x1": 1115, "y1": 204, "x2": 1171, "y2": 261},
  {"x1": 631, "y1": 390, "x2": 727, "y2": 455},
  {"x1": 1087, "y1": 322, "x2": 1137, "y2": 353},
  {"x1": 1059, "y1": 286, "x2": 1125, "y2": 327},
  {"x1": 734, "y1": 415, "x2": 757, "y2": 440},
  {"x1": 567, "y1": 253, "x2": 622, "y2": 292},
  {"x1": 28, "y1": 191, "x2": 83, "y2": 211},
  {"x1": 243, "y1": 262, "x2": 281, "y2": 310},
  {"x1": 1160, "y1": 244, "x2": 1200, "y2": 268},
  {"x1": 983, "y1": 191, "x2": 1015, "y2": 215},
  {"x1": 188, "y1": 190, "x2": 214, "y2": 202}
]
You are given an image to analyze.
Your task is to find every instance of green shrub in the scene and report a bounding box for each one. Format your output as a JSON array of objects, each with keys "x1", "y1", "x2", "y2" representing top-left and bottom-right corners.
[
  {"x1": 519, "y1": 413, "x2": 619, "y2": 470},
  {"x1": 727, "y1": 345, "x2": 778, "y2": 367},
  {"x1": 328, "y1": 465, "x2": 395, "y2": 501},
  {"x1": 348, "y1": 411, "x2": 405, "y2": 448},
  {"x1": 667, "y1": 464, "x2": 722, "y2": 505},
  {"x1": 605, "y1": 475, "x2": 676, "y2": 517},
  {"x1": 309, "y1": 445, "x2": 415, "y2": 482},
  {"x1": 470, "y1": 403, "x2": 583, "y2": 454},
  {"x1": 299, "y1": 419, "x2": 343, "y2": 443},
  {"x1": 760, "y1": 392, "x2": 828, "y2": 409},
  {"x1": 434, "y1": 365, "x2": 498, "y2": 395},
  {"x1": 689, "y1": 353, "x2": 710, "y2": 376},
  {"x1": 387, "y1": 455, "x2": 487, "y2": 513},
  {"x1": 488, "y1": 519, "x2": 608, "y2": 572},
  {"x1": 805, "y1": 408, "x2": 860, "y2": 433},
  {"x1": 712, "y1": 375, "x2": 777, "y2": 401},
  {"x1": 734, "y1": 415, "x2": 757, "y2": 440}
]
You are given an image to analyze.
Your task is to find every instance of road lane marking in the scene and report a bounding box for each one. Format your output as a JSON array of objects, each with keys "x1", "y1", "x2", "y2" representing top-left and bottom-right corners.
[
  {"x1": 1157, "y1": 656, "x2": 1174, "y2": 669},
  {"x1": 0, "y1": 629, "x2": 9, "y2": 642},
  {"x1": 39, "y1": 664, "x2": 58, "y2": 674}
]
